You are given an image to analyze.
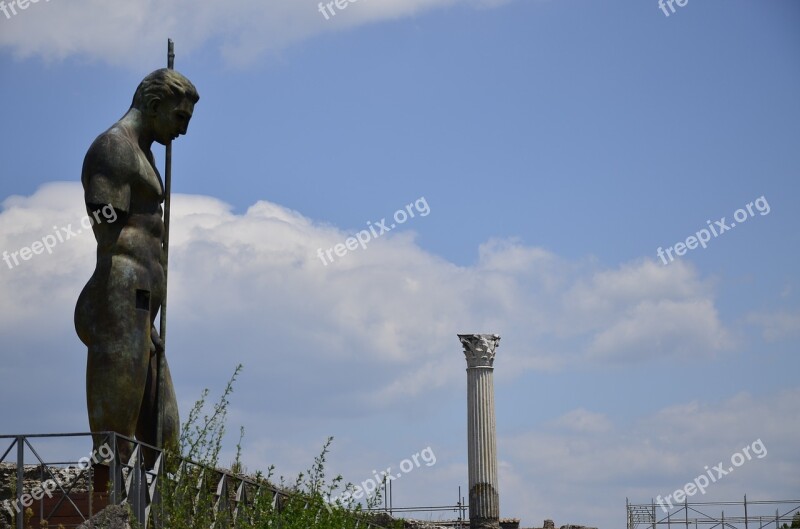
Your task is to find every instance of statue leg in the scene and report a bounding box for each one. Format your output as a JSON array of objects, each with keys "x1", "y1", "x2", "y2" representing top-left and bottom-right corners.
[
  {"x1": 83, "y1": 265, "x2": 152, "y2": 464},
  {"x1": 137, "y1": 351, "x2": 179, "y2": 465}
]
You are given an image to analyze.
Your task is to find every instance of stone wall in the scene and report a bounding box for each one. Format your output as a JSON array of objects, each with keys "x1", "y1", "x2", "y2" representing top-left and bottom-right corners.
[
  {"x1": 0, "y1": 462, "x2": 89, "y2": 527},
  {"x1": 0, "y1": 462, "x2": 89, "y2": 501}
]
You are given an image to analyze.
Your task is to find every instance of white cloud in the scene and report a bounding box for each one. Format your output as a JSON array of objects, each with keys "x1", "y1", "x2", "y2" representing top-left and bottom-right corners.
[
  {"x1": 0, "y1": 182, "x2": 736, "y2": 396},
  {"x1": 0, "y1": 0, "x2": 521, "y2": 68},
  {"x1": 561, "y1": 260, "x2": 734, "y2": 363},
  {"x1": 587, "y1": 298, "x2": 733, "y2": 362}
]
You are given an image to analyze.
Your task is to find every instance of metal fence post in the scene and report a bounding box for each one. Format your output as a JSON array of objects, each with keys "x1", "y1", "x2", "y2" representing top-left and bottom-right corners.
[
  {"x1": 15, "y1": 436, "x2": 23, "y2": 529},
  {"x1": 744, "y1": 495, "x2": 749, "y2": 529}
]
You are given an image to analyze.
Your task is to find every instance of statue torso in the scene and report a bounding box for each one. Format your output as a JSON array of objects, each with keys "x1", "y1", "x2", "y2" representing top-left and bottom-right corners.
[{"x1": 82, "y1": 124, "x2": 166, "y2": 286}]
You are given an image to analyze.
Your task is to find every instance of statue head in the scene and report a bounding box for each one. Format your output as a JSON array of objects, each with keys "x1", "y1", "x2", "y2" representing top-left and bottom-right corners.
[{"x1": 131, "y1": 68, "x2": 200, "y2": 145}]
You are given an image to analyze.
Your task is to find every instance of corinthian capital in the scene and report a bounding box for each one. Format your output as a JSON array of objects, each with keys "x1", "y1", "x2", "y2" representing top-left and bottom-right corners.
[{"x1": 458, "y1": 334, "x2": 500, "y2": 368}]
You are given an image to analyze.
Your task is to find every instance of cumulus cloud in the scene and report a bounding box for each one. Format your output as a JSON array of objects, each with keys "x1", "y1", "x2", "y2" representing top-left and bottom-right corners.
[
  {"x1": 562, "y1": 261, "x2": 734, "y2": 363},
  {"x1": 0, "y1": 0, "x2": 521, "y2": 68},
  {"x1": 0, "y1": 182, "x2": 735, "y2": 403},
  {"x1": 0, "y1": 180, "x2": 740, "y2": 441}
]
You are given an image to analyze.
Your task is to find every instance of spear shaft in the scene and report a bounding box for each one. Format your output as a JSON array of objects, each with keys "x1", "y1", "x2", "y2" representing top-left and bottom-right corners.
[{"x1": 156, "y1": 38, "x2": 175, "y2": 449}]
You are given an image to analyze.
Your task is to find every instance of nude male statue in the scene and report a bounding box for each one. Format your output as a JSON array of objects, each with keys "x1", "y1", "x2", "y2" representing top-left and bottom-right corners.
[{"x1": 75, "y1": 69, "x2": 198, "y2": 461}]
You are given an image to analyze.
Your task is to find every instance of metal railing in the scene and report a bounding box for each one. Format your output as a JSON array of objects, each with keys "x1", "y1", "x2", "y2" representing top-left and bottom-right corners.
[
  {"x1": 0, "y1": 432, "x2": 395, "y2": 529},
  {"x1": 0, "y1": 432, "x2": 161, "y2": 529}
]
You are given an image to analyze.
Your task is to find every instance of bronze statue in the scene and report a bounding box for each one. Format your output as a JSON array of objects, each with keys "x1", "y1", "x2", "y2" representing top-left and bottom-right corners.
[{"x1": 74, "y1": 68, "x2": 199, "y2": 461}]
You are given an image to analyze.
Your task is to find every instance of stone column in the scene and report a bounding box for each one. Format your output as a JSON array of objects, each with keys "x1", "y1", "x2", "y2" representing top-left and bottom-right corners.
[{"x1": 458, "y1": 333, "x2": 501, "y2": 529}]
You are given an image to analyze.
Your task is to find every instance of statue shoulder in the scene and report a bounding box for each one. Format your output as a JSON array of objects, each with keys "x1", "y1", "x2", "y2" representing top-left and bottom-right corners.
[
  {"x1": 83, "y1": 127, "x2": 140, "y2": 179},
  {"x1": 81, "y1": 127, "x2": 139, "y2": 212}
]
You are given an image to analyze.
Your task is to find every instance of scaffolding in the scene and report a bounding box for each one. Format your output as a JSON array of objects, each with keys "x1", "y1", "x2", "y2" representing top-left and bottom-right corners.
[
  {"x1": 366, "y1": 481, "x2": 469, "y2": 527},
  {"x1": 627, "y1": 497, "x2": 800, "y2": 529}
]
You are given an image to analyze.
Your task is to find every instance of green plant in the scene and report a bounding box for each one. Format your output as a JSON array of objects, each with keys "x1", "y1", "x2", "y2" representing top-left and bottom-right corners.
[{"x1": 157, "y1": 365, "x2": 402, "y2": 529}]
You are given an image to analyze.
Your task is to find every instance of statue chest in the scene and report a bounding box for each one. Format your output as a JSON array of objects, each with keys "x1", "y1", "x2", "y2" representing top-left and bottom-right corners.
[{"x1": 131, "y1": 150, "x2": 165, "y2": 206}]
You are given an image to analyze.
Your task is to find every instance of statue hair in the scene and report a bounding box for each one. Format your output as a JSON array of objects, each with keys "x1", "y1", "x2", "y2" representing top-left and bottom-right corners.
[{"x1": 131, "y1": 68, "x2": 199, "y2": 110}]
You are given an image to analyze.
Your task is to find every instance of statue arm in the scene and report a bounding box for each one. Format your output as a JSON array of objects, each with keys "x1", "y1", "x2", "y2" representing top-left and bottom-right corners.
[
  {"x1": 81, "y1": 133, "x2": 133, "y2": 215},
  {"x1": 84, "y1": 172, "x2": 131, "y2": 215}
]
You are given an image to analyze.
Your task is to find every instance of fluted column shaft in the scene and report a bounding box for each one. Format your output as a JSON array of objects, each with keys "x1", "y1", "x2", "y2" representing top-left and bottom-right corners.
[{"x1": 459, "y1": 334, "x2": 501, "y2": 529}]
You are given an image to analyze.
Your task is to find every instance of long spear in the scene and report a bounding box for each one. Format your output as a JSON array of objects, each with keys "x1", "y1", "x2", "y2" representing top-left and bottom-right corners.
[{"x1": 156, "y1": 38, "x2": 175, "y2": 450}]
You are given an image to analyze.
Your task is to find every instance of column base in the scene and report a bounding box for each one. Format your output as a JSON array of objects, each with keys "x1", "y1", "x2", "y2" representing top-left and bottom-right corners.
[{"x1": 470, "y1": 517, "x2": 501, "y2": 529}]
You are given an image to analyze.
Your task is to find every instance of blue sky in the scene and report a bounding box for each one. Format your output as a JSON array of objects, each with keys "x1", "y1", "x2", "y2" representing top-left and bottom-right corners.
[{"x1": 0, "y1": 1, "x2": 798, "y2": 527}]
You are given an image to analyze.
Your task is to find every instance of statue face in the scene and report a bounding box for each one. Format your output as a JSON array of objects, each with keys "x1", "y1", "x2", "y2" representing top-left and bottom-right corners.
[{"x1": 151, "y1": 97, "x2": 195, "y2": 145}]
